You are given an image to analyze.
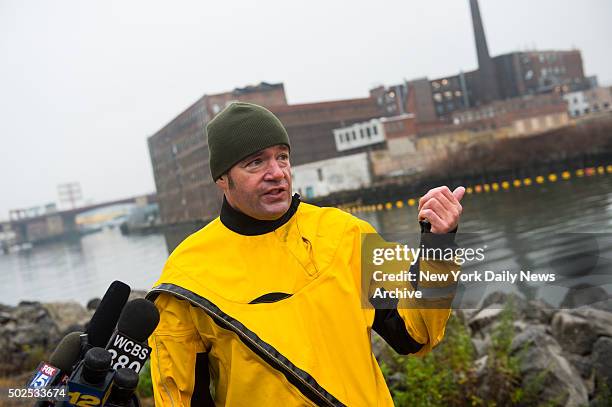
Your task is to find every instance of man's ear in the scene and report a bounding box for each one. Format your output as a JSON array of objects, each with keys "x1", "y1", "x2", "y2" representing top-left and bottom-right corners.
[{"x1": 216, "y1": 175, "x2": 227, "y2": 189}]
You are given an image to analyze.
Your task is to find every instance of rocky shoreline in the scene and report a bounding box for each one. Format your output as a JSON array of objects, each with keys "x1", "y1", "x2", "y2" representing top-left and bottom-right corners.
[
  {"x1": 2, "y1": 290, "x2": 611, "y2": 406},
  {"x1": 0, "y1": 290, "x2": 147, "y2": 376},
  {"x1": 373, "y1": 289, "x2": 612, "y2": 406}
]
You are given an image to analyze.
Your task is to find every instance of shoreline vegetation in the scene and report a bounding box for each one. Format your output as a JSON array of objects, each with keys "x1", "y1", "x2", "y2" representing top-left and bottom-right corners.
[{"x1": 2, "y1": 289, "x2": 611, "y2": 405}]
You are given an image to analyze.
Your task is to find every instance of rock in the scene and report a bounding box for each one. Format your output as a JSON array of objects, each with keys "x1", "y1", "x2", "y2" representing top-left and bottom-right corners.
[
  {"x1": 592, "y1": 337, "x2": 612, "y2": 392},
  {"x1": 468, "y1": 307, "x2": 503, "y2": 333},
  {"x1": 129, "y1": 290, "x2": 148, "y2": 301},
  {"x1": 386, "y1": 372, "x2": 407, "y2": 391},
  {"x1": 564, "y1": 353, "x2": 594, "y2": 395},
  {"x1": 43, "y1": 302, "x2": 91, "y2": 334},
  {"x1": 0, "y1": 288, "x2": 150, "y2": 375},
  {"x1": 474, "y1": 355, "x2": 488, "y2": 378},
  {"x1": 551, "y1": 311, "x2": 598, "y2": 355},
  {"x1": 471, "y1": 337, "x2": 488, "y2": 357},
  {"x1": 0, "y1": 311, "x2": 14, "y2": 324},
  {"x1": 87, "y1": 298, "x2": 101, "y2": 310},
  {"x1": 567, "y1": 307, "x2": 612, "y2": 339},
  {"x1": 511, "y1": 325, "x2": 588, "y2": 406},
  {"x1": 481, "y1": 292, "x2": 517, "y2": 309},
  {"x1": 561, "y1": 284, "x2": 609, "y2": 309},
  {"x1": 524, "y1": 299, "x2": 555, "y2": 324}
]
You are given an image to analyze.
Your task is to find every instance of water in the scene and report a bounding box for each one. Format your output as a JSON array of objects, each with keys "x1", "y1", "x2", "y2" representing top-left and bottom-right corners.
[
  {"x1": 1, "y1": 174, "x2": 611, "y2": 306},
  {"x1": 359, "y1": 174, "x2": 612, "y2": 307},
  {"x1": 0, "y1": 229, "x2": 168, "y2": 305}
]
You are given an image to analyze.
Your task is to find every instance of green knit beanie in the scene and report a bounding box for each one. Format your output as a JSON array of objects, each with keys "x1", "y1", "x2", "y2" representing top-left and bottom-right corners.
[{"x1": 206, "y1": 102, "x2": 291, "y2": 180}]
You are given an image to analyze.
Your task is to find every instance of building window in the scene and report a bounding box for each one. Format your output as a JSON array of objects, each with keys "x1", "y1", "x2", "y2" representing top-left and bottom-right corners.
[
  {"x1": 372, "y1": 125, "x2": 378, "y2": 135},
  {"x1": 352, "y1": 130, "x2": 356, "y2": 139},
  {"x1": 360, "y1": 129, "x2": 364, "y2": 138},
  {"x1": 317, "y1": 168, "x2": 323, "y2": 181},
  {"x1": 574, "y1": 110, "x2": 580, "y2": 116},
  {"x1": 433, "y1": 93, "x2": 443, "y2": 102},
  {"x1": 366, "y1": 127, "x2": 372, "y2": 138},
  {"x1": 305, "y1": 186, "x2": 314, "y2": 199}
]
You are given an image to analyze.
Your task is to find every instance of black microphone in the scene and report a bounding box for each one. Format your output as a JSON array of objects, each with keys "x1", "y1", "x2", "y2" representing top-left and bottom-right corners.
[
  {"x1": 105, "y1": 299, "x2": 160, "y2": 374},
  {"x1": 28, "y1": 331, "x2": 83, "y2": 406},
  {"x1": 106, "y1": 368, "x2": 141, "y2": 407},
  {"x1": 63, "y1": 347, "x2": 115, "y2": 406},
  {"x1": 84, "y1": 281, "x2": 131, "y2": 351}
]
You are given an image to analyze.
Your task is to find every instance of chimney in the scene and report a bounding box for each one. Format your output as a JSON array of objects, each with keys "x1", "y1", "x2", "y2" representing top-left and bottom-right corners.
[{"x1": 469, "y1": 0, "x2": 499, "y2": 102}]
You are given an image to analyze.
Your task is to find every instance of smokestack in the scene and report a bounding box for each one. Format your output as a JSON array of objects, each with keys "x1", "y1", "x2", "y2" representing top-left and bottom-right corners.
[{"x1": 469, "y1": 0, "x2": 499, "y2": 102}]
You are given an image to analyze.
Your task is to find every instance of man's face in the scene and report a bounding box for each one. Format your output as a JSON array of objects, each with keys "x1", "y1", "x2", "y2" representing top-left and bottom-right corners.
[{"x1": 216, "y1": 144, "x2": 292, "y2": 220}]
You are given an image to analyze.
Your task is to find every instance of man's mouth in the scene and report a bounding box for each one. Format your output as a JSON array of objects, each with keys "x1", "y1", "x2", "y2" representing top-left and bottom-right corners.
[{"x1": 263, "y1": 187, "x2": 287, "y2": 197}]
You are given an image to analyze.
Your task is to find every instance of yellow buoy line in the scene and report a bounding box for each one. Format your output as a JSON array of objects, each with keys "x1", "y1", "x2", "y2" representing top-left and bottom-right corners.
[{"x1": 339, "y1": 165, "x2": 612, "y2": 214}]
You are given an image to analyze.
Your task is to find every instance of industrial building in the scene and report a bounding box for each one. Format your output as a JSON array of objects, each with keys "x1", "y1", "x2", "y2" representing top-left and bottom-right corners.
[{"x1": 148, "y1": 0, "x2": 598, "y2": 224}]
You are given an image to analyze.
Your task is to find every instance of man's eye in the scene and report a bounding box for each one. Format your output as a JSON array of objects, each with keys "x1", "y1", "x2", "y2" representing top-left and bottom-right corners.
[
  {"x1": 278, "y1": 154, "x2": 289, "y2": 160},
  {"x1": 247, "y1": 159, "x2": 262, "y2": 167}
]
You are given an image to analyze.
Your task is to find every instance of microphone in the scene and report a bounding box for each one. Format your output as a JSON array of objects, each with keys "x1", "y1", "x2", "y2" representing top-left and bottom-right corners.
[
  {"x1": 28, "y1": 331, "x2": 83, "y2": 406},
  {"x1": 106, "y1": 368, "x2": 141, "y2": 407},
  {"x1": 106, "y1": 299, "x2": 160, "y2": 374},
  {"x1": 84, "y1": 281, "x2": 131, "y2": 351},
  {"x1": 63, "y1": 347, "x2": 115, "y2": 406},
  {"x1": 28, "y1": 331, "x2": 82, "y2": 388}
]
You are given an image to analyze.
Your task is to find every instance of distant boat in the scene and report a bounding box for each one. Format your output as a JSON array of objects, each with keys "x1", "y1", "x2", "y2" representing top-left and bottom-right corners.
[
  {"x1": 120, "y1": 203, "x2": 160, "y2": 235},
  {"x1": 7, "y1": 242, "x2": 33, "y2": 253}
]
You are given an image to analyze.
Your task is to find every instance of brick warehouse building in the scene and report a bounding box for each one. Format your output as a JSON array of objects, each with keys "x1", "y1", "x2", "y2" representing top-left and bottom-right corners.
[
  {"x1": 148, "y1": 83, "x2": 385, "y2": 223},
  {"x1": 148, "y1": 0, "x2": 595, "y2": 225}
]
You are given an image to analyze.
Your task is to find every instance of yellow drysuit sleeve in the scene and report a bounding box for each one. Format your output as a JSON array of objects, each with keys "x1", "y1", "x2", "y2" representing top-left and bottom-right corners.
[
  {"x1": 149, "y1": 292, "x2": 209, "y2": 406},
  {"x1": 356, "y1": 218, "x2": 458, "y2": 357}
]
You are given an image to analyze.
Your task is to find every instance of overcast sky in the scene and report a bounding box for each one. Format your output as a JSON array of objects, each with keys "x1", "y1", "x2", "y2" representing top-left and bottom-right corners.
[{"x1": 1, "y1": 0, "x2": 610, "y2": 220}]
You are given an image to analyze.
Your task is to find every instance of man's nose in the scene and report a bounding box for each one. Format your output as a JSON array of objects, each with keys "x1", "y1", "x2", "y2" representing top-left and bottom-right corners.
[{"x1": 264, "y1": 159, "x2": 285, "y2": 181}]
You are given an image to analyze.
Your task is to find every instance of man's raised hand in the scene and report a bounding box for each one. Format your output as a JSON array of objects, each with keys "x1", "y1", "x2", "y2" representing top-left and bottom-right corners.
[{"x1": 417, "y1": 186, "x2": 465, "y2": 233}]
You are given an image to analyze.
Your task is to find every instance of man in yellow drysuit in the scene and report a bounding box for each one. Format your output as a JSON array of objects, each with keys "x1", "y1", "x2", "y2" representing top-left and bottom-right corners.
[{"x1": 147, "y1": 102, "x2": 465, "y2": 406}]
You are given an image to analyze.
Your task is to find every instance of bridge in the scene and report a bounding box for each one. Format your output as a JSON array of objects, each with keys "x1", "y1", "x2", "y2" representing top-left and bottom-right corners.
[{"x1": 1, "y1": 193, "x2": 157, "y2": 246}]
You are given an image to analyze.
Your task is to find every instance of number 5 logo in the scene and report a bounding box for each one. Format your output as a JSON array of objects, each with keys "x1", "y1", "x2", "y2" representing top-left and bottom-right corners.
[{"x1": 31, "y1": 372, "x2": 50, "y2": 388}]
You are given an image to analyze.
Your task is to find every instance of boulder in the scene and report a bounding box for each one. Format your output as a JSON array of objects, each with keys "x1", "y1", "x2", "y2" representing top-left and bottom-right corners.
[
  {"x1": 568, "y1": 307, "x2": 612, "y2": 338},
  {"x1": 592, "y1": 337, "x2": 612, "y2": 392},
  {"x1": 524, "y1": 299, "x2": 555, "y2": 324},
  {"x1": 468, "y1": 307, "x2": 504, "y2": 333},
  {"x1": 511, "y1": 325, "x2": 588, "y2": 407},
  {"x1": 560, "y1": 284, "x2": 609, "y2": 309},
  {"x1": 86, "y1": 297, "x2": 101, "y2": 311},
  {"x1": 551, "y1": 311, "x2": 598, "y2": 355},
  {"x1": 564, "y1": 353, "x2": 594, "y2": 395},
  {"x1": 43, "y1": 302, "x2": 91, "y2": 334}
]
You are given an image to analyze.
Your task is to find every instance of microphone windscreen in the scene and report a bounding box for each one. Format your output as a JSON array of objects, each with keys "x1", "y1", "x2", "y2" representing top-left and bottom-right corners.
[
  {"x1": 114, "y1": 367, "x2": 139, "y2": 390},
  {"x1": 117, "y1": 299, "x2": 160, "y2": 343},
  {"x1": 48, "y1": 331, "x2": 83, "y2": 374},
  {"x1": 86, "y1": 281, "x2": 131, "y2": 348},
  {"x1": 110, "y1": 368, "x2": 140, "y2": 405},
  {"x1": 83, "y1": 347, "x2": 112, "y2": 384}
]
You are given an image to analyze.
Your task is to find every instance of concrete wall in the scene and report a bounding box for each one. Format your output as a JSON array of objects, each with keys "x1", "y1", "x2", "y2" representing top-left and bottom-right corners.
[{"x1": 292, "y1": 153, "x2": 371, "y2": 199}]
